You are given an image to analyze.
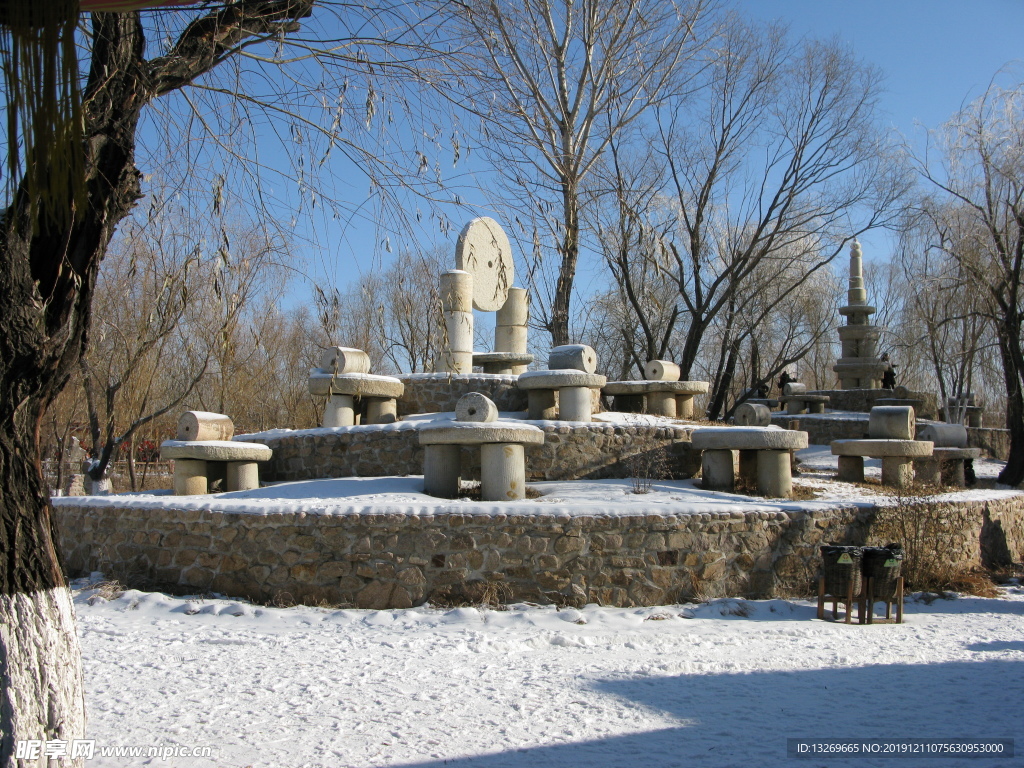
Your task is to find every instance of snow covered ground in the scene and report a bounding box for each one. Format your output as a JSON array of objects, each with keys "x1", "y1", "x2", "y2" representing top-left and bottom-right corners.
[{"x1": 75, "y1": 580, "x2": 1024, "y2": 768}]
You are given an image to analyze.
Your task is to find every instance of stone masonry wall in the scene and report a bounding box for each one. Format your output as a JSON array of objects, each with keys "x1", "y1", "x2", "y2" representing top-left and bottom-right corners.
[
  {"x1": 396, "y1": 374, "x2": 527, "y2": 417},
  {"x1": 53, "y1": 495, "x2": 1024, "y2": 609},
  {"x1": 251, "y1": 423, "x2": 701, "y2": 483}
]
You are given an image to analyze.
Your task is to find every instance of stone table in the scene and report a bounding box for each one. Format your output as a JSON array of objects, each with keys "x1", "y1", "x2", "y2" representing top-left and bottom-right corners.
[
  {"x1": 309, "y1": 372, "x2": 405, "y2": 426},
  {"x1": 913, "y1": 447, "x2": 982, "y2": 487},
  {"x1": 689, "y1": 427, "x2": 808, "y2": 498},
  {"x1": 160, "y1": 440, "x2": 273, "y2": 495},
  {"x1": 472, "y1": 351, "x2": 534, "y2": 375},
  {"x1": 418, "y1": 422, "x2": 544, "y2": 500},
  {"x1": 603, "y1": 380, "x2": 710, "y2": 419},
  {"x1": 830, "y1": 439, "x2": 934, "y2": 488},
  {"x1": 517, "y1": 370, "x2": 607, "y2": 421}
]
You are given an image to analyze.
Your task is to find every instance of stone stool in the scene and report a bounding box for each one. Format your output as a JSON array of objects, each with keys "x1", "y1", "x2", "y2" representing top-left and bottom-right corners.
[
  {"x1": 517, "y1": 370, "x2": 607, "y2": 421},
  {"x1": 472, "y1": 352, "x2": 534, "y2": 374},
  {"x1": 779, "y1": 382, "x2": 830, "y2": 414},
  {"x1": 913, "y1": 423, "x2": 980, "y2": 486},
  {"x1": 160, "y1": 441, "x2": 273, "y2": 495},
  {"x1": 418, "y1": 422, "x2": 544, "y2": 500},
  {"x1": 690, "y1": 427, "x2": 808, "y2": 498},
  {"x1": 830, "y1": 440, "x2": 933, "y2": 487},
  {"x1": 602, "y1": 380, "x2": 710, "y2": 419},
  {"x1": 308, "y1": 372, "x2": 405, "y2": 426}
]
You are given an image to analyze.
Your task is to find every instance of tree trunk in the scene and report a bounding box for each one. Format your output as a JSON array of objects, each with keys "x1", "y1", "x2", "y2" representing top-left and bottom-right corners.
[
  {"x1": 997, "y1": 316, "x2": 1024, "y2": 486},
  {"x1": 549, "y1": 181, "x2": 579, "y2": 348},
  {"x1": 0, "y1": 14, "x2": 146, "y2": 765}
]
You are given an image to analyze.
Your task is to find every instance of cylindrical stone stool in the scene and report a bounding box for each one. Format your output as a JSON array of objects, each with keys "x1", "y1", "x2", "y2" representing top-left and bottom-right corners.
[
  {"x1": 177, "y1": 411, "x2": 233, "y2": 442},
  {"x1": 323, "y1": 394, "x2": 356, "y2": 427},
  {"x1": 174, "y1": 459, "x2": 208, "y2": 495},
  {"x1": 423, "y1": 444, "x2": 461, "y2": 498},
  {"x1": 647, "y1": 390, "x2": 677, "y2": 418},
  {"x1": 321, "y1": 346, "x2": 371, "y2": 375},
  {"x1": 481, "y1": 443, "x2": 526, "y2": 501},
  {"x1": 645, "y1": 360, "x2": 680, "y2": 381},
  {"x1": 457, "y1": 392, "x2": 499, "y2": 422},
  {"x1": 756, "y1": 450, "x2": 792, "y2": 497},
  {"x1": 702, "y1": 449, "x2": 735, "y2": 491},
  {"x1": 548, "y1": 344, "x2": 597, "y2": 373},
  {"x1": 559, "y1": 387, "x2": 592, "y2": 422},
  {"x1": 734, "y1": 403, "x2": 771, "y2": 427},
  {"x1": 869, "y1": 406, "x2": 915, "y2": 440},
  {"x1": 226, "y1": 461, "x2": 259, "y2": 492}
]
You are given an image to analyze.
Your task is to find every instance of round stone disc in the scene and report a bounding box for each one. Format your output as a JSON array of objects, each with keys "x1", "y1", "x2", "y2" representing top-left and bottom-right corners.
[{"x1": 455, "y1": 217, "x2": 514, "y2": 311}]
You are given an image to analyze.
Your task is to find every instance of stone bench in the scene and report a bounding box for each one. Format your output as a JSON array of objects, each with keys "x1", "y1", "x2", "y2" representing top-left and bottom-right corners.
[
  {"x1": 517, "y1": 370, "x2": 606, "y2": 421},
  {"x1": 418, "y1": 422, "x2": 544, "y2": 500},
  {"x1": 779, "y1": 394, "x2": 830, "y2": 414},
  {"x1": 831, "y1": 439, "x2": 934, "y2": 487},
  {"x1": 913, "y1": 447, "x2": 982, "y2": 487},
  {"x1": 690, "y1": 427, "x2": 808, "y2": 498},
  {"x1": 308, "y1": 372, "x2": 405, "y2": 426},
  {"x1": 602, "y1": 380, "x2": 710, "y2": 419},
  {"x1": 472, "y1": 352, "x2": 534, "y2": 375},
  {"x1": 160, "y1": 440, "x2": 273, "y2": 495}
]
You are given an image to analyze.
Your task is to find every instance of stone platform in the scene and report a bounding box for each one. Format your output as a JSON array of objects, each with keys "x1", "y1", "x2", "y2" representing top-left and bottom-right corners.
[{"x1": 52, "y1": 490, "x2": 1024, "y2": 609}]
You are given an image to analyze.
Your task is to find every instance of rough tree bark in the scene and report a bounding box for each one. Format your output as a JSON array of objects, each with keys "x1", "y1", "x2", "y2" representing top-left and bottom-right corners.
[{"x1": 0, "y1": 4, "x2": 312, "y2": 765}]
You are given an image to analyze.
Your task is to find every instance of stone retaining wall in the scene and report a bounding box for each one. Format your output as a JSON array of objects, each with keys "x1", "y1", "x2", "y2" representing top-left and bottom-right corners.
[
  {"x1": 396, "y1": 374, "x2": 527, "y2": 417},
  {"x1": 813, "y1": 389, "x2": 939, "y2": 419},
  {"x1": 968, "y1": 428, "x2": 1010, "y2": 461},
  {"x1": 53, "y1": 495, "x2": 1024, "y2": 609},
  {"x1": 769, "y1": 414, "x2": 869, "y2": 444},
  {"x1": 250, "y1": 423, "x2": 701, "y2": 483}
]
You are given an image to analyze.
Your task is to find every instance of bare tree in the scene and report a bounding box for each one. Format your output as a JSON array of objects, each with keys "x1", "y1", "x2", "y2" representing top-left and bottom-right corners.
[
  {"x1": 447, "y1": 0, "x2": 714, "y2": 347},
  {"x1": 0, "y1": 4, "x2": 455, "y2": 761},
  {"x1": 914, "y1": 79, "x2": 1024, "y2": 481}
]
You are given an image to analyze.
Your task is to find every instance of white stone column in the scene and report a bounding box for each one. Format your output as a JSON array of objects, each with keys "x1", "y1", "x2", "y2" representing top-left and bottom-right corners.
[
  {"x1": 481, "y1": 443, "x2": 526, "y2": 501},
  {"x1": 323, "y1": 394, "x2": 355, "y2": 427},
  {"x1": 496, "y1": 288, "x2": 529, "y2": 374},
  {"x1": 676, "y1": 394, "x2": 696, "y2": 419},
  {"x1": 756, "y1": 450, "x2": 792, "y2": 498},
  {"x1": 647, "y1": 390, "x2": 676, "y2": 418},
  {"x1": 701, "y1": 449, "x2": 735, "y2": 491},
  {"x1": 558, "y1": 387, "x2": 592, "y2": 422},
  {"x1": 174, "y1": 459, "x2": 208, "y2": 495},
  {"x1": 226, "y1": 461, "x2": 259, "y2": 492},
  {"x1": 423, "y1": 444, "x2": 461, "y2": 498},
  {"x1": 440, "y1": 269, "x2": 474, "y2": 374}
]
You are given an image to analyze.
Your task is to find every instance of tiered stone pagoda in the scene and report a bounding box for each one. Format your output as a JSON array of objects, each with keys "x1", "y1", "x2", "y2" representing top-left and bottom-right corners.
[{"x1": 833, "y1": 240, "x2": 887, "y2": 389}]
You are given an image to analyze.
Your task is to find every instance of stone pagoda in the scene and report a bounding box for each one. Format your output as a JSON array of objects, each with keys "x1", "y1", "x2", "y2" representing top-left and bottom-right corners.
[{"x1": 833, "y1": 239, "x2": 887, "y2": 389}]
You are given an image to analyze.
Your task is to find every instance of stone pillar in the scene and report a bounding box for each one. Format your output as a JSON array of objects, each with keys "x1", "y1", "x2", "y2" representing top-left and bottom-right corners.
[
  {"x1": 226, "y1": 461, "x2": 259, "y2": 492},
  {"x1": 174, "y1": 459, "x2": 208, "y2": 495},
  {"x1": 559, "y1": 387, "x2": 592, "y2": 422},
  {"x1": 786, "y1": 399, "x2": 805, "y2": 415},
  {"x1": 527, "y1": 389, "x2": 558, "y2": 420},
  {"x1": 423, "y1": 444, "x2": 461, "y2": 498},
  {"x1": 881, "y1": 456, "x2": 914, "y2": 488},
  {"x1": 914, "y1": 458, "x2": 941, "y2": 486},
  {"x1": 756, "y1": 450, "x2": 792, "y2": 498},
  {"x1": 365, "y1": 398, "x2": 398, "y2": 425},
  {"x1": 942, "y1": 459, "x2": 966, "y2": 487},
  {"x1": 440, "y1": 269, "x2": 474, "y2": 374},
  {"x1": 647, "y1": 390, "x2": 676, "y2": 418},
  {"x1": 837, "y1": 455, "x2": 864, "y2": 483},
  {"x1": 323, "y1": 394, "x2": 355, "y2": 427},
  {"x1": 738, "y1": 450, "x2": 758, "y2": 488},
  {"x1": 481, "y1": 443, "x2": 526, "y2": 501},
  {"x1": 495, "y1": 287, "x2": 529, "y2": 374},
  {"x1": 701, "y1": 450, "x2": 735, "y2": 491},
  {"x1": 676, "y1": 394, "x2": 695, "y2": 419}
]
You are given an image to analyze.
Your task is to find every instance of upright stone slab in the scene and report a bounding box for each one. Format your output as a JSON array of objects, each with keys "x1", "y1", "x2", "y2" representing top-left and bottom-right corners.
[{"x1": 455, "y1": 217, "x2": 514, "y2": 312}]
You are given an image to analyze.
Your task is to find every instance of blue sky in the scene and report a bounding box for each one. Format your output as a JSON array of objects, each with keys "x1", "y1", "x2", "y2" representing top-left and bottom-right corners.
[{"x1": 240, "y1": 0, "x2": 1024, "y2": 311}]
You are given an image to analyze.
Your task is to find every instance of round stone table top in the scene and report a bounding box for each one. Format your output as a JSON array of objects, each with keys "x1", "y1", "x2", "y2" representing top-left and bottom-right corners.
[
  {"x1": 418, "y1": 421, "x2": 545, "y2": 446},
  {"x1": 690, "y1": 427, "x2": 808, "y2": 451},
  {"x1": 831, "y1": 439, "x2": 934, "y2": 458},
  {"x1": 516, "y1": 370, "x2": 607, "y2": 390},
  {"x1": 603, "y1": 380, "x2": 710, "y2": 396},
  {"x1": 926, "y1": 447, "x2": 983, "y2": 460},
  {"x1": 455, "y1": 217, "x2": 514, "y2": 312},
  {"x1": 160, "y1": 440, "x2": 273, "y2": 462},
  {"x1": 308, "y1": 373, "x2": 405, "y2": 398}
]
